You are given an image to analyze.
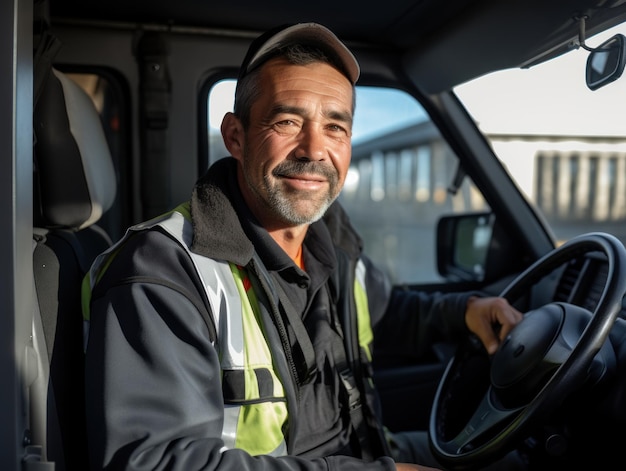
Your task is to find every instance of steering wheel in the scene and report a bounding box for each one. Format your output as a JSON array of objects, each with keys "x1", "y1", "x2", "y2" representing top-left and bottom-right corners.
[{"x1": 429, "y1": 232, "x2": 626, "y2": 469}]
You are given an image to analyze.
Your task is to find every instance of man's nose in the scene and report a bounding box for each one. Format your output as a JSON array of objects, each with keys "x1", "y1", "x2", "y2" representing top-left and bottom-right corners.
[{"x1": 294, "y1": 124, "x2": 326, "y2": 161}]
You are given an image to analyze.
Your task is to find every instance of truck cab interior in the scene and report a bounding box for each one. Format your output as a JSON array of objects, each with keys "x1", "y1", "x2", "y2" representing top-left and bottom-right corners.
[{"x1": 4, "y1": 0, "x2": 626, "y2": 469}]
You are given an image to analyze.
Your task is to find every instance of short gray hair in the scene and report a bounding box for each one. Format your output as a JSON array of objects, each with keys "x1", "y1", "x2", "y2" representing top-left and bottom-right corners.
[{"x1": 233, "y1": 43, "x2": 356, "y2": 129}]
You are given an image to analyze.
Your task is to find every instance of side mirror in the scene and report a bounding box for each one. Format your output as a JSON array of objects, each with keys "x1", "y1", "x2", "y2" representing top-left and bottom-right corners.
[
  {"x1": 437, "y1": 212, "x2": 493, "y2": 282},
  {"x1": 586, "y1": 34, "x2": 626, "y2": 91},
  {"x1": 436, "y1": 212, "x2": 523, "y2": 283}
]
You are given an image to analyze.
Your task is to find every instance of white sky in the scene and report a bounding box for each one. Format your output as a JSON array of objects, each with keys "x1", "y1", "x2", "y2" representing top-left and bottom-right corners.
[{"x1": 456, "y1": 22, "x2": 626, "y2": 137}]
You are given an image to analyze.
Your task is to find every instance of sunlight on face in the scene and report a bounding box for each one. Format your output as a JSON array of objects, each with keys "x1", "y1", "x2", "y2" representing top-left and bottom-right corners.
[{"x1": 235, "y1": 59, "x2": 354, "y2": 227}]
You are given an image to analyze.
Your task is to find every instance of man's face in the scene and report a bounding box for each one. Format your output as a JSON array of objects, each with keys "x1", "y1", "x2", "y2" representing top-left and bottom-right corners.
[{"x1": 232, "y1": 57, "x2": 354, "y2": 229}]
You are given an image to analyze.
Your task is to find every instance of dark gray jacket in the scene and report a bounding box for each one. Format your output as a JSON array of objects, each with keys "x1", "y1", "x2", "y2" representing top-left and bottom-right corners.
[{"x1": 85, "y1": 157, "x2": 474, "y2": 470}]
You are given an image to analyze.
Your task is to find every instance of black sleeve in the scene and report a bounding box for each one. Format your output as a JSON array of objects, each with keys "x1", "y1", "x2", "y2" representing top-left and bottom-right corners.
[
  {"x1": 360, "y1": 252, "x2": 478, "y2": 359},
  {"x1": 373, "y1": 286, "x2": 476, "y2": 359}
]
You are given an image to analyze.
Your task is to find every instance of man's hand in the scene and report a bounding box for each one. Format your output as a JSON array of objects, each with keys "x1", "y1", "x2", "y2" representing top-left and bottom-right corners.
[
  {"x1": 395, "y1": 464, "x2": 443, "y2": 471},
  {"x1": 464, "y1": 296, "x2": 523, "y2": 355}
]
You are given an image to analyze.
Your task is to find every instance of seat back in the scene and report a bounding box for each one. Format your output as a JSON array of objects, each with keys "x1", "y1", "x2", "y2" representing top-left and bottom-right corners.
[{"x1": 30, "y1": 67, "x2": 117, "y2": 470}]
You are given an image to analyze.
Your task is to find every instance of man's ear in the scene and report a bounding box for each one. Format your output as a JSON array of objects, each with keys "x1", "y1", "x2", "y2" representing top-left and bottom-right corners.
[{"x1": 221, "y1": 112, "x2": 244, "y2": 160}]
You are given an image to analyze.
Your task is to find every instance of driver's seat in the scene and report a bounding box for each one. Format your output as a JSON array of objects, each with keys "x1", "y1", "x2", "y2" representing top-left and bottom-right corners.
[{"x1": 30, "y1": 66, "x2": 117, "y2": 470}]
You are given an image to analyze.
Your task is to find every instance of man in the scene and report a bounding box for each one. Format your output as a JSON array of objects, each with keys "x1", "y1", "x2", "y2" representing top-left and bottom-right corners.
[{"x1": 83, "y1": 22, "x2": 523, "y2": 471}]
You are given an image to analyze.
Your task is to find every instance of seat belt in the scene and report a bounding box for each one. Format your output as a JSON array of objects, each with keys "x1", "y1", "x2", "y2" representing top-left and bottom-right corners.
[
  {"x1": 136, "y1": 32, "x2": 172, "y2": 219},
  {"x1": 251, "y1": 259, "x2": 318, "y2": 392},
  {"x1": 255, "y1": 256, "x2": 377, "y2": 460},
  {"x1": 335, "y1": 332, "x2": 376, "y2": 461},
  {"x1": 332, "y1": 249, "x2": 391, "y2": 461}
]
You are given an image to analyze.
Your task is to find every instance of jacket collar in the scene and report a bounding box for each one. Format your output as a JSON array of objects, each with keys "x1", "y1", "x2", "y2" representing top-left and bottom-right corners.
[{"x1": 189, "y1": 157, "x2": 254, "y2": 265}]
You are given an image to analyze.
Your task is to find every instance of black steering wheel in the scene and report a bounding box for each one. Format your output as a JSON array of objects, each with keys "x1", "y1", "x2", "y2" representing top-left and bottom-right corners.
[{"x1": 429, "y1": 232, "x2": 626, "y2": 470}]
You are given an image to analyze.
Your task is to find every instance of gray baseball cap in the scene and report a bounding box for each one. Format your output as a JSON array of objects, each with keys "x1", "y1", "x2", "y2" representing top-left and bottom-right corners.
[{"x1": 238, "y1": 22, "x2": 360, "y2": 84}]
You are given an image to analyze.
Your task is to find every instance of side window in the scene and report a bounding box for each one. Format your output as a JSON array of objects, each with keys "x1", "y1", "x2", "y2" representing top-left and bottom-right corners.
[
  {"x1": 344, "y1": 87, "x2": 488, "y2": 284},
  {"x1": 207, "y1": 79, "x2": 235, "y2": 166},
  {"x1": 206, "y1": 80, "x2": 488, "y2": 284}
]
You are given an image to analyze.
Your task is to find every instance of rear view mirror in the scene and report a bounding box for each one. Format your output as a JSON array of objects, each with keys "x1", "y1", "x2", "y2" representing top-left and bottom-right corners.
[{"x1": 586, "y1": 34, "x2": 626, "y2": 90}]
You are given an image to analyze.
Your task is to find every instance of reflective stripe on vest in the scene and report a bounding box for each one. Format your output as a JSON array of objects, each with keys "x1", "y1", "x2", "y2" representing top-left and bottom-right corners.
[
  {"x1": 84, "y1": 205, "x2": 374, "y2": 457},
  {"x1": 354, "y1": 259, "x2": 374, "y2": 362},
  {"x1": 85, "y1": 208, "x2": 287, "y2": 456}
]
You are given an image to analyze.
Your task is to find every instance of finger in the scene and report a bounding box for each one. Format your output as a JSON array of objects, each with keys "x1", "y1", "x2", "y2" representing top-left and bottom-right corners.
[
  {"x1": 495, "y1": 306, "x2": 524, "y2": 341},
  {"x1": 476, "y1": 320, "x2": 500, "y2": 355}
]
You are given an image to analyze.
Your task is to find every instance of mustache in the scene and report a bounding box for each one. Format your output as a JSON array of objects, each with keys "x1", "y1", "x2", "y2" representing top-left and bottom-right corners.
[{"x1": 272, "y1": 160, "x2": 338, "y2": 182}]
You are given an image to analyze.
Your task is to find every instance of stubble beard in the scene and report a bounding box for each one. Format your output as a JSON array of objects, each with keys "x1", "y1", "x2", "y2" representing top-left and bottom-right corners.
[{"x1": 245, "y1": 159, "x2": 341, "y2": 226}]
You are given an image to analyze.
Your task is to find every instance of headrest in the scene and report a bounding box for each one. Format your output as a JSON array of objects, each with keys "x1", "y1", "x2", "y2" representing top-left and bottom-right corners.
[{"x1": 33, "y1": 68, "x2": 116, "y2": 230}]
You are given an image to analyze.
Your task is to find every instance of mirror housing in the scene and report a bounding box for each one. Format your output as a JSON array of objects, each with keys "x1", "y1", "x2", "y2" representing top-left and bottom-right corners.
[
  {"x1": 586, "y1": 34, "x2": 626, "y2": 91},
  {"x1": 436, "y1": 212, "x2": 520, "y2": 283}
]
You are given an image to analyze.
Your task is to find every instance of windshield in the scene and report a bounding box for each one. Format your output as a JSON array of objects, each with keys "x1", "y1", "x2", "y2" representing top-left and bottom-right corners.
[{"x1": 454, "y1": 20, "x2": 626, "y2": 247}]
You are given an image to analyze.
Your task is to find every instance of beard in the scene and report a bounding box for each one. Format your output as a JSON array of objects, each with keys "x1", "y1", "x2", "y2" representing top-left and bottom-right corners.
[{"x1": 244, "y1": 158, "x2": 341, "y2": 226}]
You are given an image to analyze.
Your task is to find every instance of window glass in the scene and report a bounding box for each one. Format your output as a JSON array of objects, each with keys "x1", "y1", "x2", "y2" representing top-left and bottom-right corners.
[
  {"x1": 206, "y1": 81, "x2": 488, "y2": 283},
  {"x1": 207, "y1": 79, "x2": 235, "y2": 165},
  {"x1": 454, "y1": 21, "x2": 626, "y2": 248}
]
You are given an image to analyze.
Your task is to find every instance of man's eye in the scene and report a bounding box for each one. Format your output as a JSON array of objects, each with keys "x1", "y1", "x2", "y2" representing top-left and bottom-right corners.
[
  {"x1": 273, "y1": 120, "x2": 300, "y2": 134},
  {"x1": 328, "y1": 124, "x2": 348, "y2": 134}
]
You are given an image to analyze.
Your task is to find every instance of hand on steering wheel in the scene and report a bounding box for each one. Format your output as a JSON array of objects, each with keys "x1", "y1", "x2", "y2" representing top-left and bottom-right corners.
[{"x1": 429, "y1": 232, "x2": 626, "y2": 470}]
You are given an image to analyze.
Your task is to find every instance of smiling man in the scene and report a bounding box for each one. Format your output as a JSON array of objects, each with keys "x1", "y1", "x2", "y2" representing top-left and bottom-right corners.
[
  {"x1": 222, "y1": 50, "x2": 353, "y2": 258},
  {"x1": 82, "y1": 22, "x2": 523, "y2": 471}
]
